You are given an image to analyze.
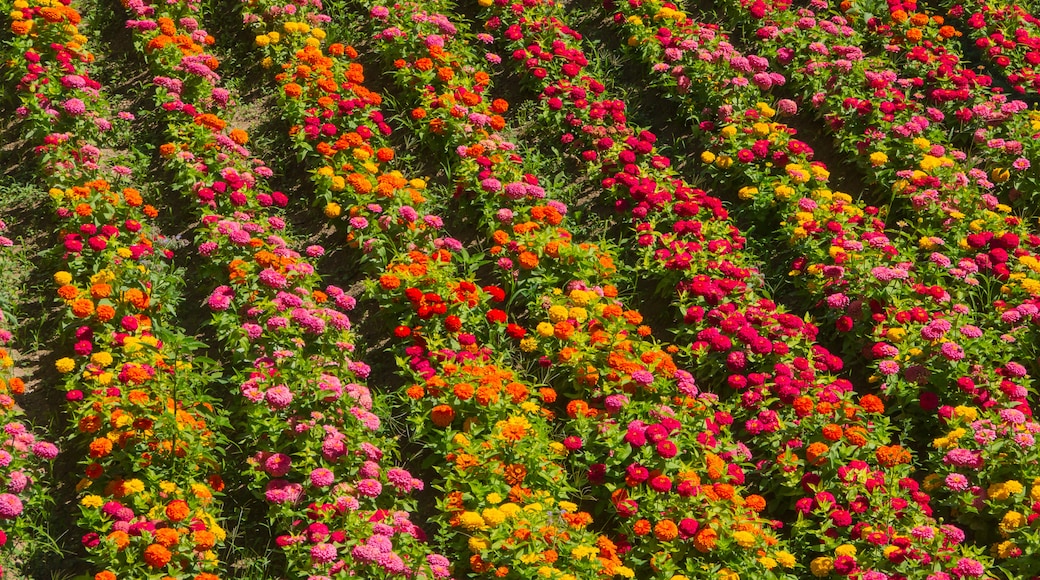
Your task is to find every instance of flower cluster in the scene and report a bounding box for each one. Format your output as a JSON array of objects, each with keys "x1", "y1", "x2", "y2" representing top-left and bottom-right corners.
[{"x1": 932, "y1": 0, "x2": 1040, "y2": 95}]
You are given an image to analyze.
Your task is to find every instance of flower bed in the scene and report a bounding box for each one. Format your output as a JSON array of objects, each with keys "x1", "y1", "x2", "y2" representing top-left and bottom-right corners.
[{"x1": 0, "y1": 0, "x2": 1037, "y2": 577}]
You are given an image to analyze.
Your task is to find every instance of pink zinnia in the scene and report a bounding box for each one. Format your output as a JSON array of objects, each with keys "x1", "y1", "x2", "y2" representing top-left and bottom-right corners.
[
  {"x1": 30, "y1": 442, "x2": 58, "y2": 460},
  {"x1": 944, "y1": 473, "x2": 969, "y2": 491},
  {"x1": 1005, "y1": 362, "x2": 1027, "y2": 377},
  {"x1": 311, "y1": 542, "x2": 337, "y2": 564},
  {"x1": 480, "y1": 178, "x2": 502, "y2": 192},
  {"x1": 63, "y1": 98, "x2": 86, "y2": 116},
  {"x1": 944, "y1": 448, "x2": 982, "y2": 469},
  {"x1": 263, "y1": 453, "x2": 292, "y2": 477},
  {"x1": 958, "y1": 324, "x2": 982, "y2": 338},
  {"x1": 207, "y1": 287, "x2": 232, "y2": 311},
  {"x1": 258, "y1": 268, "x2": 287, "y2": 289},
  {"x1": 911, "y1": 525, "x2": 935, "y2": 540},
  {"x1": 386, "y1": 468, "x2": 413, "y2": 489},
  {"x1": 357, "y1": 479, "x2": 382, "y2": 497},
  {"x1": 264, "y1": 480, "x2": 302, "y2": 504},
  {"x1": 242, "y1": 323, "x2": 263, "y2": 340},
  {"x1": 1015, "y1": 433, "x2": 1035, "y2": 448},
  {"x1": 777, "y1": 98, "x2": 798, "y2": 116},
  {"x1": 921, "y1": 319, "x2": 951, "y2": 340},
  {"x1": 265, "y1": 385, "x2": 293, "y2": 410},
  {"x1": 0, "y1": 494, "x2": 23, "y2": 519},
  {"x1": 940, "y1": 342, "x2": 964, "y2": 361},
  {"x1": 7, "y1": 471, "x2": 27, "y2": 493},
  {"x1": 398, "y1": 206, "x2": 419, "y2": 222},
  {"x1": 953, "y1": 558, "x2": 985, "y2": 577},
  {"x1": 631, "y1": 370, "x2": 654, "y2": 385},
  {"x1": 1000, "y1": 408, "x2": 1026, "y2": 424},
  {"x1": 359, "y1": 460, "x2": 380, "y2": 479},
  {"x1": 878, "y1": 360, "x2": 900, "y2": 375},
  {"x1": 351, "y1": 408, "x2": 381, "y2": 431},
  {"x1": 266, "y1": 316, "x2": 289, "y2": 331},
  {"x1": 377, "y1": 551, "x2": 406, "y2": 573}
]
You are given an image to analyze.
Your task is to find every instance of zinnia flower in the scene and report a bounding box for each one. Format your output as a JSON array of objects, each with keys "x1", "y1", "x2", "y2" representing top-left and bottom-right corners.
[
  {"x1": 310, "y1": 468, "x2": 334, "y2": 487},
  {"x1": 945, "y1": 473, "x2": 969, "y2": 491},
  {"x1": 311, "y1": 542, "x2": 338, "y2": 564},
  {"x1": 0, "y1": 494, "x2": 22, "y2": 519},
  {"x1": 143, "y1": 543, "x2": 172, "y2": 568},
  {"x1": 953, "y1": 558, "x2": 985, "y2": 577},
  {"x1": 63, "y1": 98, "x2": 87, "y2": 115},
  {"x1": 357, "y1": 478, "x2": 382, "y2": 497}
]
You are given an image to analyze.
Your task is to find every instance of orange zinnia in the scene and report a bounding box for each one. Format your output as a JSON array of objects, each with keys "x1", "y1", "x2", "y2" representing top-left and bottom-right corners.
[
  {"x1": 654, "y1": 519, "x2": 679, "y2": 541},
  {"x1": 876, "y1": 444, "x2": 911, "y2": 467},
  {"x1": 632, "y1": 519, "x2": 651, "y2": 536},
  {"x1": 192, "y1": 530, "x2": 216, "y2": 550},
  {"x1": 107, "y1": 530, "x2": 130, "y2": 550},
  {"x1": 566, "y1": 399, "x2": 589, "y2": 418},
  {"x1": 165, "y1": 499, "x2": 191, "y2": 522},
  {"x1": 431, "y1": 404, "x2": 455, "y2": 427},
  {"x1": 503, "y1": 464, "x2": 527, "y2": 485},
  {"x1": 154, "y1": 527, "x2": 180, "y2": 548},
  {"x1": 693, "y1": 528, "x2": 718, "y2": 552},
  {"x1": 745, "y1": 494, "x2": 767, "y2": 512},
  {"x1": 505, "y1": 382, "x2": 528, "y2": 402},
  {"x1": 475, "y1": 386, "x2": 498, "y2": 406},
  {"x1": 71, "y1": 298, "x2": 95, "y2": 318},
  {"x1": 80, "y1": 415, "x2": 102, "y2": 433},
  {"x1": 90, "y1": 283, "x2": 112, "y2": 299},
  {"x1": 806, "y1": 442, "x2": 829, "y2": 466},
  {"x1": 143, "y1": 543, "x2": 172, "y2": 568},
  {"x1": 88, "y1": 438, "x2": 113, "y2": 458},
  {"x1": 123, "y1": 188, "x2": 144, "y2": 206},
  {"x1": 58, "y1": 284, "x2": 79, "y2": 300},
  {"x1": 453, "y1": 383, "x2": 474, "y2": 401},
  {"x1": 10, "y1": 20, "x2": 33, "y2": 35}
]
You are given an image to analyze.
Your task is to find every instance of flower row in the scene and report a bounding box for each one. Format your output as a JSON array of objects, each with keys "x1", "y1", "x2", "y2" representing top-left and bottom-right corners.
[
  {"x1": 0, "y1": 221, "x2": 59, "y2": 573},
  {"x1": 6, "y1": 0, "x2": 228, "y2": 576},
  {"x1": 118, "y1": 0, "x2": 453, "y2": 577},
  {"x1": 242, "y1": 2, "x2": 628, "y2": 576}
]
